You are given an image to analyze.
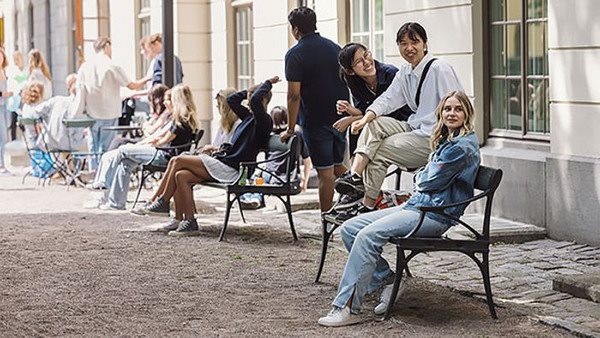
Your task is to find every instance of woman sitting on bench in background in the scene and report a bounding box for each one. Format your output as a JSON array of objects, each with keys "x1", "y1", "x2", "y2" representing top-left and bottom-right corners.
[
  {"x1": 318, "y1": 90, "x2": 481, "y2": 327},
  {"x1": 86, "y1": 84, "x2": 199, "y2": 210},
  {"x1": 133, "y1": 76, "x2": 278, "y2": 237}
]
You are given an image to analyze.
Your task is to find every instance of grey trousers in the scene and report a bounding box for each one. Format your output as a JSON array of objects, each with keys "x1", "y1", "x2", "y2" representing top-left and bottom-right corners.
[{"x1": 355, "y1": 117, "x2": 430, "y2": 200}]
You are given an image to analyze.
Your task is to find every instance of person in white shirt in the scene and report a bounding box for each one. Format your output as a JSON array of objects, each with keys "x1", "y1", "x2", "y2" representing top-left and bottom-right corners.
[
  {"x1": 7, "y1": 51, "x2": 29, "y2": 140},
  {"x1": 74, "y1": 37, "x2": 147, "y2": 170},
  {"x1": 332, "y1": 22, "x2": 464, "y2": 218}
]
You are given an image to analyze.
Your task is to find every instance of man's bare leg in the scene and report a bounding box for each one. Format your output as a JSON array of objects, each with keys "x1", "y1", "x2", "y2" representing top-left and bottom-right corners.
[
  {"x1": 349, "y1": 153, "x2": 369, "y2": 175},
  {"x1": 317, "y1": 167, "x2": 336, "y2": 212}
]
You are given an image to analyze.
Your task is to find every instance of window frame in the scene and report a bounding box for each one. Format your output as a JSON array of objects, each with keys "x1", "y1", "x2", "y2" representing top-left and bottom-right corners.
[
  {"x1": 349, "y1": 0, "x2": 384, "y2": 61},
  {"x1": 233, "y1": 2, "x2": 254, "y2": 91},
  {"x1": 136, "y1": 0, "x2": 152, "y2": 79},
  {"x1": 487, "y1": 0, "x2": 550, "y2": 141}
]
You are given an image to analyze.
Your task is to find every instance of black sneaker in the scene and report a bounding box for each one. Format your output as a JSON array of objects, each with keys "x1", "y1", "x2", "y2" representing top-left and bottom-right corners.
[
  {"x1": 132, "y1": 197, "x2": 170, "y2": 216},
  {"x1": 335, "y1": 193, "x2": 363, "y2": 210},
  {"x1": 333, "y1": 202, "x2": 374, "y2": 223},
  {"x1": 335, "y1": 172, "x2": 365, "y2": 195},
  {"x1": 153, "y1": 219, "x2": 180, "y2": 233},
  {"x1": 168, "y1": 219, "x2": 200, "y2": 237}
]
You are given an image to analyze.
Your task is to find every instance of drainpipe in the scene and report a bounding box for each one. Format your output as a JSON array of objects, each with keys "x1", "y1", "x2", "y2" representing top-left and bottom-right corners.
[{"x1": 162, "y1": 0, "x2": 174, "y2": 87}]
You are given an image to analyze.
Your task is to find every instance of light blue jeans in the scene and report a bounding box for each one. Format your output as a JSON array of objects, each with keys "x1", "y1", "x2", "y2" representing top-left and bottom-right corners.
[
  {"x1": 332, "y1": 205, "x2": 451, "y2": 313},
  {"x1": 87, "y1": 118, "x2": 118, "y2": 170},
  {"x1": 0, "y1": 105, "x2": 8, "y2": 167},
  {"x1": 98, "y1": 144, "x2": 168, "y2": 209}
]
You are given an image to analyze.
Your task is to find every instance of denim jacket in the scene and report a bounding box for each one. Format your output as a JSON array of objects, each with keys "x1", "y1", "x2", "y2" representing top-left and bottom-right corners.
[{"x1": 403, "y1": 132, "x2": 481, "y2": 225}]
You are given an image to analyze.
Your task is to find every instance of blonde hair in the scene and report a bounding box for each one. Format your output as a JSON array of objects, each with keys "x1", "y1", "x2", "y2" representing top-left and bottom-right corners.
[
  {"x1": 28, "y1": 49, "x2": 52, "y2": 80},
  {"x1": 22, "y1": 81, "x2": 45, "y2": 105},
  {"x1": 216, "y1": 87, "x2": 238, "y2": 133},
  {"x1": 170, "y1": 84, "x2": 201, "y2": 133},
  {"x1": 430, "y1": 91, "x2": 476, "y2": 150}
]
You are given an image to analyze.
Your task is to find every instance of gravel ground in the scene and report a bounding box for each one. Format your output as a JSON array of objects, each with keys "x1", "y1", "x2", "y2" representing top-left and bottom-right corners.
[{"x1": 0, "y1": 207, "x2": 571, "y2": 337}]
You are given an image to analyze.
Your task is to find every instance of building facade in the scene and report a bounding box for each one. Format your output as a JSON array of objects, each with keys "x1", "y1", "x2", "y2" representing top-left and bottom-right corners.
[{"x1": 4, "y1": 0, "x2": 599, "y2": 245}]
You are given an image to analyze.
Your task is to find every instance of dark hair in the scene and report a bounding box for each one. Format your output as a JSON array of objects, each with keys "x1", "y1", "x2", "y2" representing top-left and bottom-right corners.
[
  {"x1": 93, "y1": 37, "x2": 111, "y2": 52},
  {"x1": 270, "y1": 106, "x2": 288, "y2": 131},
  {"x1": 288, "y1": 7, "x2": 317, "y2": 35},
  {"x1": 396, "y1": 22, "x2": 428, "y2": 53},
  {"x1": 337, "y1": 42, "x2": 375, "y2": 94},
  {"x1": 148, "y1": 84, "x2": 168, "y2": 116}
]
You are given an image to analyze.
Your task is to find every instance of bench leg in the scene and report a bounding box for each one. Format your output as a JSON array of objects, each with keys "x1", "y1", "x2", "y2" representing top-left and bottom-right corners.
[
  {"x1": 384, "y1": 248, "x2": 407, "y2": 320},
  {"x1": 480, "y1": 252, "x2": 498, "y2": 319},
  {"x1": 236, "y1": 195, "x2": 246, "y2": 223},
  {"x1": 219, "y1": 193, "x2": 234, "y2": 242},
  {"x1": 284, "y1": 195, "x2": 298, "y2": 241},
  {"x1": 315, "y1": 219, "x2": 337, "y2": 283},
  {"x1": 131, "y1": 169, "x2": 147, "y2": 210}
]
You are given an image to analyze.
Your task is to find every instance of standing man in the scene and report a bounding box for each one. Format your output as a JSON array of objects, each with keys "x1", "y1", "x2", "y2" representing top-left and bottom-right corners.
[
  {"x1": 75, "y1": 37, "x2": 147, "y2": 170},
  {"x1": 282, "y1": 7, "x2": 350, "y2": 212},
  {"x1": 147, "y1": 33, "x2": 184, "y2": 86}
]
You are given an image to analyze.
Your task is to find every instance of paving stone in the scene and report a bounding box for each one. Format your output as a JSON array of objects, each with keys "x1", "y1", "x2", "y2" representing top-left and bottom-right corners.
[
  {"x1": 565, "y1": 315, "x2": 599, "y2": 324},
  {"x1": 537, "y1": 316, "x2": 600, "y2": 338},
  {"x1": 552, "y1": 298, "x2": 600, "y2": 318},
  {"x1": 554, "y1": 273, "x2": 600, "y2": 303},
  {"x1": 509, "y1": 289, "x2": 557, "y2": 301},
  {"x1": 537, "y1": 293, "x2": 573, "y2": 303}
]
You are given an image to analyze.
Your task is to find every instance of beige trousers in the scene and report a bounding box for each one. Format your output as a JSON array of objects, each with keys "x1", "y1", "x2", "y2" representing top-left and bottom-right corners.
[{"x1": 355, "y1": 117, "x2": 430, "y2": 199}]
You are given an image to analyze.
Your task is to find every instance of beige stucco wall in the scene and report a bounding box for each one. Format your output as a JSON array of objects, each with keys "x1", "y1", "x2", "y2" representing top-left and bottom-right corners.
[{"x1": 548, "y1": 0, "x2": 600, "y2": 158}]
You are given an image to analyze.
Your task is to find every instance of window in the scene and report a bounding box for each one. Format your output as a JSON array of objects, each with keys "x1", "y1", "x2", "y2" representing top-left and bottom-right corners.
[
  {"x1": 350, "y1": 0, "x2": 384, "y2": 61},
  {"x1": 489, "y1": 0, "x2": 549, "y2": 139},
  {"x1": 28, "y1": 3, "x2": 34, "y2": 49},
  {"x1": 234, "y1": 4, "x2": 253, "y2": 90},
  {"x1": 297, "y1": 0, "x2": 315, "y2": 9},
  {"x1": 137, "y1": 0, "x2": 152, "y2": 77}
]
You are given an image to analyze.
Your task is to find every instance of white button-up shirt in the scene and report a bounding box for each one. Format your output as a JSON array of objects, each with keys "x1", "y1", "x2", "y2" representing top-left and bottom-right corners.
[
  {"x1": 76, "y1": 53, "x2": 131, "y2": 120},
  {"x1": 367, "y1": 53, "x2": 464, "y2": 137}
]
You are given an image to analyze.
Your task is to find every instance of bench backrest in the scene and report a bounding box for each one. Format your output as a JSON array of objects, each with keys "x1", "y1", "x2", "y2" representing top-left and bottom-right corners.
[
  {"x1": 262, "y1": 134, "x2": 300, "y2": 185},
  {"x1": 63, "y1": 118, "x2": 96, "y2": 128},
  {"x1": 474, "y1": 165, "x2": 503, "y2": 240}
]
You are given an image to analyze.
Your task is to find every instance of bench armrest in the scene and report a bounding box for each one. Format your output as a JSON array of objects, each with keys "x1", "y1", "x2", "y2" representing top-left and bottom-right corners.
[{"x1": 399, "y1": 191, "x2": 489, "y2": 240}]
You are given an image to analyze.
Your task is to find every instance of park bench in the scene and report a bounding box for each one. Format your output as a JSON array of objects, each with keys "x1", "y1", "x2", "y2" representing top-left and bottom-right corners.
[
  {"x1": 131, "y1": 130, "x2": 205, "y2": 209},
  {"x1": 315, "y1": 165, "x2": 503, "y2": 320},
  {"x1": 201, "y1": 134, "x2": 302, "y2": 242}
]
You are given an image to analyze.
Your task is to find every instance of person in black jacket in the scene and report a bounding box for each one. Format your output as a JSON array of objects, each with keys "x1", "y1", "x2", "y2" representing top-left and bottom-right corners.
[{"x1": 133, "y1": 76, "x2": 277, "y2": 237}]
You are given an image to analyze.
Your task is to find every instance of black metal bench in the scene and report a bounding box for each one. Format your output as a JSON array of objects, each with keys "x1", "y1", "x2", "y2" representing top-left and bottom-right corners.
[
  {"x1": 383, "y1": 165, "x2": 503, "y2": 319},
  {"x1": 201, "y1": 134, "x2": 302, "y2": 242}
]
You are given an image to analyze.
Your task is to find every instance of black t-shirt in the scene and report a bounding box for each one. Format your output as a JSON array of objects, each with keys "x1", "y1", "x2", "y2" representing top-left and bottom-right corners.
[
  {"x1": 166, "y1": 121, "x2": 194, "y2": 157},
  {"x1": 285, "y1": 32, "x2": 349, "y2": 128}
]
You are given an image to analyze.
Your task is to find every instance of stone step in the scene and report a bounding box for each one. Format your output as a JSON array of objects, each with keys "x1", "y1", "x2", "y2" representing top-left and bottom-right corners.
[
  {"x1": 450, "y1": 214, "x2": 547, "y2": 244},
  {"x1": 553, "y1": 273, "x2": 600, "y2": 304}
]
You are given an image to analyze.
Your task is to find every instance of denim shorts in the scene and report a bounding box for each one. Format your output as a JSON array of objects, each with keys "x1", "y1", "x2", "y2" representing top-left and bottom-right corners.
[{"x1": 302, "y1": 124, "x2": 346, "y2": 169}]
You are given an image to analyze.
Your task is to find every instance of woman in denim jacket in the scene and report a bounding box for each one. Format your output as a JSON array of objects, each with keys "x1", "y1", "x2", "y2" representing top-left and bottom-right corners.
[{"x1": 318, "y1": 91, "x2": 481, "y2": 327}]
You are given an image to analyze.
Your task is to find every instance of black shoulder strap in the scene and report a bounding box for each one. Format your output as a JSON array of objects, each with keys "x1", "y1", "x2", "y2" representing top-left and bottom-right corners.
[{"x1": 415, "y1": 58, "x2": 437, "y2": 107}]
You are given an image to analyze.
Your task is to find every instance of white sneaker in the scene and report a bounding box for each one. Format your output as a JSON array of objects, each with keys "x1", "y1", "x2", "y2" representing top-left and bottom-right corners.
[
  {"x1": 83, "y1": 198, "x2": 105, "y2": 209},
  {"x1": 317, "y1": 306, "x2": 362, "y2": 327},
  {"x1": 0, "y1": 168, "x2": 12, "y2": 176},
  {"x1": 98, "y1": 203, "x2": 125, "y2": 211},
  {"x1": 373, "y1": 275, "x2": 411, "y2": 315}
]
